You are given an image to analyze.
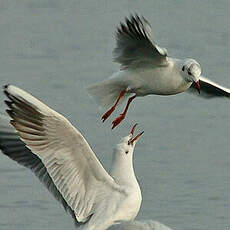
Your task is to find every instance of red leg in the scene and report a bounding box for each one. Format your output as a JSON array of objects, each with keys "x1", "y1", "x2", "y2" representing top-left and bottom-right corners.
[
  {"x1": 101, "y1": 90, "x2": 126, "y2": 122},
  {"x1": 112, "y1": 95, "x2": 136, "y2": 129}
]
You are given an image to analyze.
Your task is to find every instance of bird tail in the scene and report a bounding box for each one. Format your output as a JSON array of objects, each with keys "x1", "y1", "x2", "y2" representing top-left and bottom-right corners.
[{"x1": 87, "y1": 78, "x2": 129, "y2": 108}]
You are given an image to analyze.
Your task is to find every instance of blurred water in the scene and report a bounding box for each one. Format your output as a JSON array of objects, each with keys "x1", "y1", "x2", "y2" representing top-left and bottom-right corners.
[{"x1": 0, "y1": 1, "x2": 230, "y2": 229}]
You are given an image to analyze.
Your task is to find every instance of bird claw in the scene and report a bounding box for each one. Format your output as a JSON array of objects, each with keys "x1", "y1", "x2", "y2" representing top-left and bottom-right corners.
[
  {"x1": 101, "y1": 107, "x2": 115, "y2": 122},
  {"x1": 112, "y1": 114, "x2": 125, "y2": 129}
]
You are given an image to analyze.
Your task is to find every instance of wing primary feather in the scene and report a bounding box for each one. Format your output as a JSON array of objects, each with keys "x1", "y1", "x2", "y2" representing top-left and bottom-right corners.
[
  {"x1": 2, "y1": 85, "x2": 120, "y2": 225},
  {"x1": 0, "y1": 119, "x2": 82, "y2": 226},
  {"x1": 113, "y1": 14, "x2": 168, "y2": 69}
]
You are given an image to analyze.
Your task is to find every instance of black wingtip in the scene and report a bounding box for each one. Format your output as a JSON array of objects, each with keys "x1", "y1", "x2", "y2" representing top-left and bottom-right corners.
[
  {"x1": 3, "y1": 84, "x2": 9, "y2": 90},
  {"x1": 3, "y1": 88, "x2": 10, "y2": 98},
  {"x1": 4, "y1": 100, "x2": 13, "y2": 108},
  {"x1": 130, "y1": 12, "x2": 140, "y2": 20},
  {"x1": 5, "y1": 109, "x2": 14, "y2": 119}
]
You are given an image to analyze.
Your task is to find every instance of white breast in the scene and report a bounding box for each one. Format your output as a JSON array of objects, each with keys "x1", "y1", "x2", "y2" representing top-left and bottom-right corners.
[{"x1": 123, "y1": 60, "x2": 191, "y2": 96}]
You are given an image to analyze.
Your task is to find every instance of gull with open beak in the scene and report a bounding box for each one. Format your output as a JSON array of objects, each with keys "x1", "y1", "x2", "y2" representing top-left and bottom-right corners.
[
  {"x1": 88, "y1": 14, "x2": 230, "y2": 129},
  {"x1": 1, "y1": 84, "x2": 144, "y2": 230}
]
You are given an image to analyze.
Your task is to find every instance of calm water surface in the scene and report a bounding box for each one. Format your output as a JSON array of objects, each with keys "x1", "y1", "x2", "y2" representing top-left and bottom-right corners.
[{"x1": 0, "y1": 1, "x2": 230, "y2": 230}]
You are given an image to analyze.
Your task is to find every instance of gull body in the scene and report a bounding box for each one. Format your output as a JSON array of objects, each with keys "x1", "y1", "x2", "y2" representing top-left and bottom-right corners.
[
  {"x1": 0, "y1": 85, "x2": 143, "y2": 230},
  {"x1": 109, "y1": 58, "x2": 197, "y2": 98},
  {"x1": 87, "y1": 14, "x2": 230, "y2": 129}
]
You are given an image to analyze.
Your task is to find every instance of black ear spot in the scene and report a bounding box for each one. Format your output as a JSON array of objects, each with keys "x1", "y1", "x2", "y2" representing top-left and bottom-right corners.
[
  {"x1": 182, "y1": 66, "x2": 185, "y2": 71},
  {"x1": 125, "y1": 151, "x2": 129, "y2": 154}
]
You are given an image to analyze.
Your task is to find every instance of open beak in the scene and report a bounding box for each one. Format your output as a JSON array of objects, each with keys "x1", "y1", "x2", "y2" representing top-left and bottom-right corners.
[
  {"x1": 129, "y1": 124, "x2": 144, "y2": 145},
  {"x1": 130, "y1": 123, "x2": 138, "y2": 135},
  {"x1": 195, "y1": 80, "x2": 200, "y2": 94}
]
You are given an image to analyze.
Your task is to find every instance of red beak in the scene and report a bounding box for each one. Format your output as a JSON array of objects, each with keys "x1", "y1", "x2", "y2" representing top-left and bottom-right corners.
[
  {"x1": 129, "y1": 124, "x2": 144, "y2": 145},
  {"x1": 195, "y1": 81, "x2": 200, "y2": 94},
  {"x1": 130, "y1": 123, "x2": 138, "y2": 135},
  {"x1": 129, "y1": 131, "x2": 144, "y2": 145}
]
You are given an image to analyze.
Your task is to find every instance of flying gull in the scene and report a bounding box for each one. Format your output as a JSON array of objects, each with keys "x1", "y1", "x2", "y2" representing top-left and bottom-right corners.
[{"x1": 87, "y1": 14, "x2": 230, "y2": 129}]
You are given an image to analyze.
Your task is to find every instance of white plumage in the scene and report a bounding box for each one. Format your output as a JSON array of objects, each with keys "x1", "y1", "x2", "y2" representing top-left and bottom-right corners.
[
  {"x1": 88, "y1": 14, "x2": 230, "y2": 129},
  {"x1": 2, "y1": 84, "x2": 144, "y2": 230}
]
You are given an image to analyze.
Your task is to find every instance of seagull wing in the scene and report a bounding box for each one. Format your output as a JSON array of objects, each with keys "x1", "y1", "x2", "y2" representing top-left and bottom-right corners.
[
  {"x1": 113, "y1": 14, "x2": 168, "y2": 69},
  {"x1": 3, "y1": 85, "x2": 120, "y2": 223},
  {"x1": 0, "y1": 115, "x2": 81, "y2": 226},
  {"x1": 189, "y1": 76, "x2": 230, "y2": 98}
]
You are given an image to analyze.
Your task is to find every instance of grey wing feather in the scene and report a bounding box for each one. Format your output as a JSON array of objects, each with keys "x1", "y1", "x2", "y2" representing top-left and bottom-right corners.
[
  {"x1": 113, "y1": 14, "x2": 168, "y2": 69},
  {"x1": 2, "y1": 84, "x2": 119, "y2": 223},
  {"x1": 0, "y1": 115, "x2": 82, "y2": 227},
  {"x1": 189, "y1": 76, "x2": 230, "y2": 98}
]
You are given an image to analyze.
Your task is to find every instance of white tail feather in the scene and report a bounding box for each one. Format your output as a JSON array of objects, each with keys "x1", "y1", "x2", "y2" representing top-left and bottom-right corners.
[{"x1": 87, "y1": 78, "x2": 130, "y2": 108}]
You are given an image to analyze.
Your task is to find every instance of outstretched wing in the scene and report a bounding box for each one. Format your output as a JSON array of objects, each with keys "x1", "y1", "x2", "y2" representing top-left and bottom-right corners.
[
  {"x1": 113, "y1": 14, "x2": 168, "y2": 69},
  {"x1": 3, "y1": 85, "x2": 119, "y2": 223},
  {"x1": 189, "y1": 76, "x2": 230, "y2": 98},
  {"x1": 0, "y1": 115, "x2": 81, "y2": 226}
]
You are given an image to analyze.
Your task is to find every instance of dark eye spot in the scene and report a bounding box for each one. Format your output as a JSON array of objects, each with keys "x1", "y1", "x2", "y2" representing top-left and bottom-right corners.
[
  {"x1": 188, "y1": 71, "x2": 192, "y2": 75},
  {"x1": 182, "y1": 66, "x2": 185, "y2": 71},
  {"x1": 125, "y1": 151, "x2": 129, "y2": 154}
]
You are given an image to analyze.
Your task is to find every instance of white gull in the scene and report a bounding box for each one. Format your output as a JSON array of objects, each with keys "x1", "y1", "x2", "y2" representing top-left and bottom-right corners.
[
  {"x1": 0, "y1": 115, "x2": 175, "y2": 230},
  {"x1": 1, "y1": 84, "x2": 144, "y2": 230},
  {"x1": 87, "y1": 14, "x2": 230, "y2": 129}
]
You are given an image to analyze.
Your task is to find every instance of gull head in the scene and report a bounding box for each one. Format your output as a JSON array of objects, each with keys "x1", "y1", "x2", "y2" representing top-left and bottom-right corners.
[
  {"x1": 182, "y1": 59, "x2": 201, "y2": 94},
  {"x1": 116, "y1": 124, "x2": 144, "y2": 156}
]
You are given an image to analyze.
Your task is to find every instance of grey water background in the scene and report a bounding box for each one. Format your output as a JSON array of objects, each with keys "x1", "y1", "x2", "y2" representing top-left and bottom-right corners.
[{"x1": 0, "y1": 0, "x2": 230, "y2": 229}]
